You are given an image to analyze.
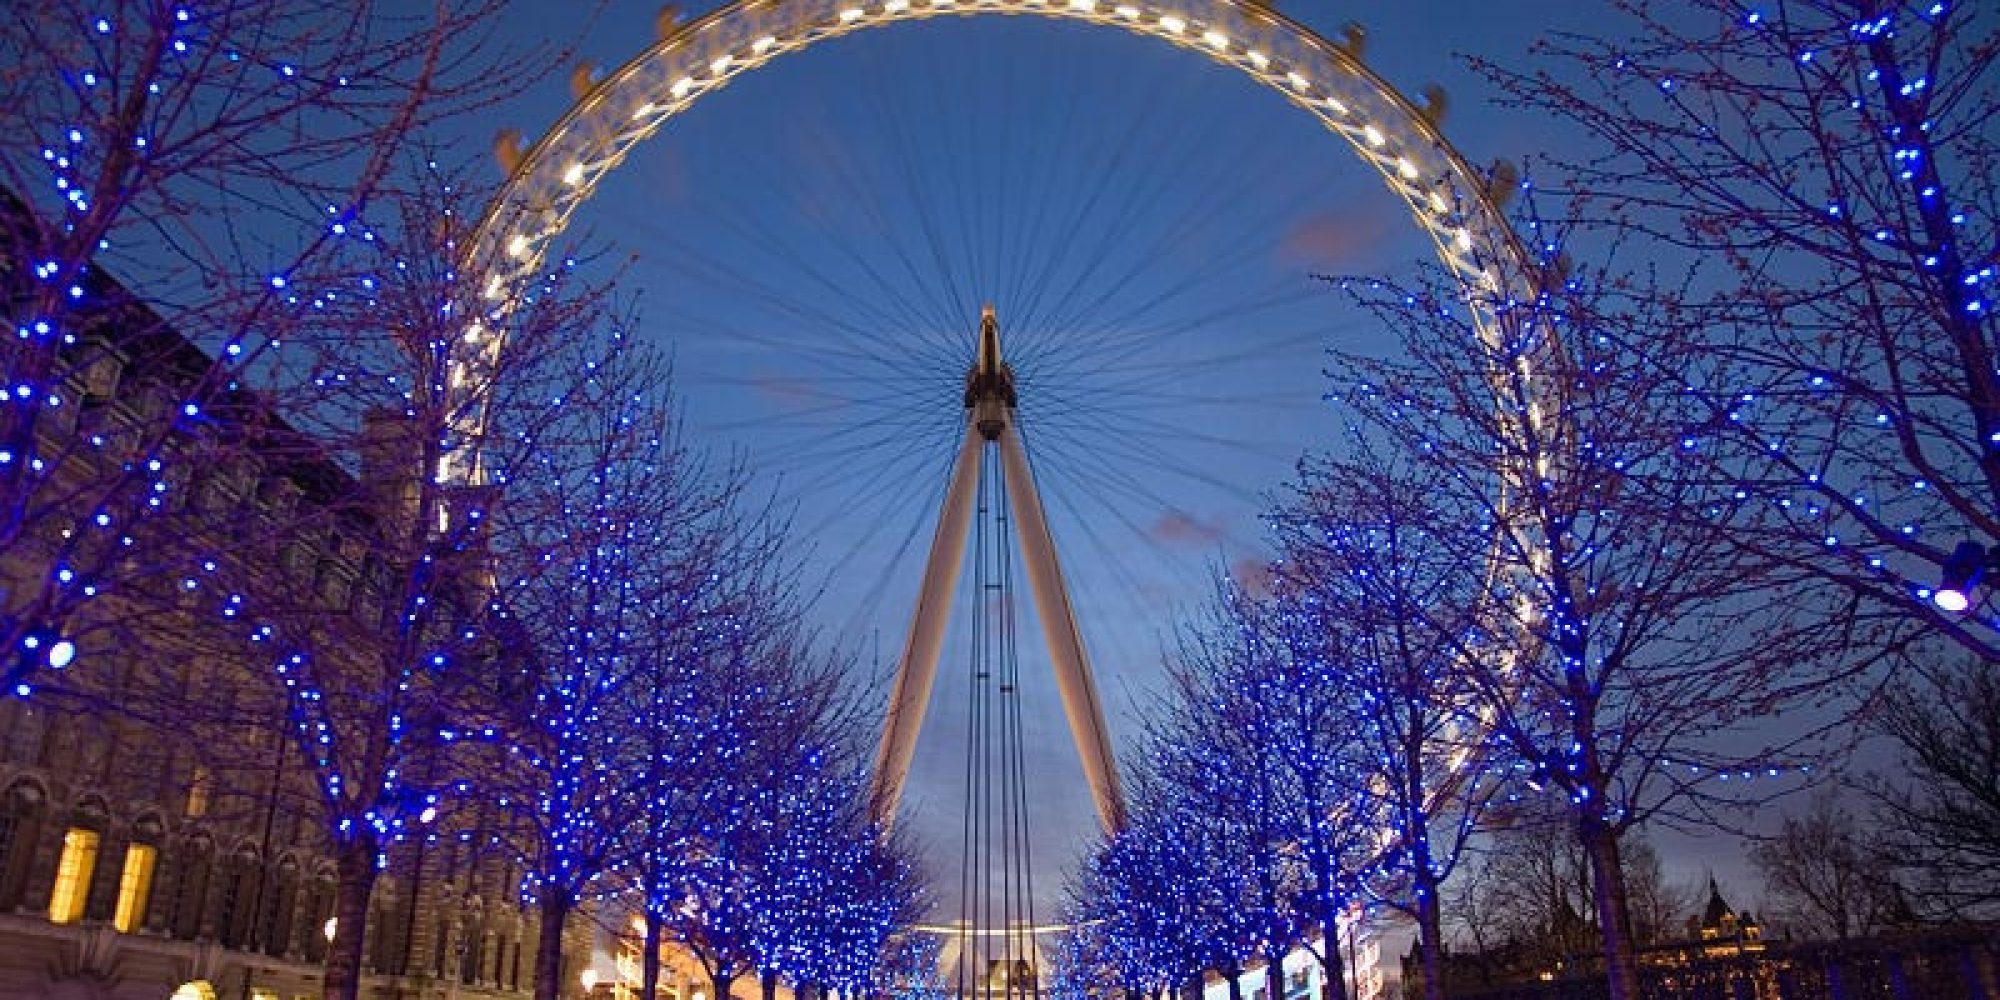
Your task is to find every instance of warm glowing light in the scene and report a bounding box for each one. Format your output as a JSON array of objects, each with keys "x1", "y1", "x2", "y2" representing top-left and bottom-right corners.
[
  {"x1": 581, "y1": 970, "x2": 600, "y2": 992},
  {"x1": 47, "y1": 639, "x2": 75, "y2": 669},
  {"x1": 48, "y1": 829, "x2": 99, "y2": 925},
  {"x1": 1203, "y1": 30, "x2": 1227, "y2": 49},
  {"x1": 1068, "y1": 0, "x2": 1096, "y2": 12},
  {"x1": 670, "y1": 77, "x2": 695, "y2": 98},
  {"x1": 506, "y1": 234, "x2": 529, "y2": 258},
  {"x1": 1115, "y1": 4, "x2": 1138, "y2": 16},
  {"x1": 1287, "y1": 71, "x2": 1310, "y2": 90},
  {"x1": 1246, "y1": 50, "x2": 1268, "y2": 68},
  {"x1": 562, "y1": 163, "x2": 585, "y2": 185},
  {"x1": 1363, "y1": 124, "x2": 1385, "y2": 146},
  {"x1": 1159, "y1": 15, "x2": 1185, "y2": 33},
  {"x1": 324, "y1": 917, "x2": 339, "y2": 941},
  {"x1": 632, "y1": 102, "x2": 657, "y2": 119},
  {"x1": 1934, "y1": 587, "x2": 1971, "y2": 612},
  {"x1": 1398, "y1": 157, "x2": 1419, "y2": 179},
  {"x1": 840, "y1": 7, "x2": 864, "y2": 20},
  {"x1": 710, "y1": 55, "x2": 732, "y2": 73},
  {"x1": 113, "y1": 843, "x2": 157, "y2": 933},
  {"x1": 885, "y1": 0, "x2": 910, "y2": 10},
  {"x1": 752, "y1": 35, "x2": 777, "y2": 52}
]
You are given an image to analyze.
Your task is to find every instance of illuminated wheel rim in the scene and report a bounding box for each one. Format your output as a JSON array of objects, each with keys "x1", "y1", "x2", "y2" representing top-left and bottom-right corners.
[{"x1": 450, "y1": 0, "x2": 1529, "y2": 482}]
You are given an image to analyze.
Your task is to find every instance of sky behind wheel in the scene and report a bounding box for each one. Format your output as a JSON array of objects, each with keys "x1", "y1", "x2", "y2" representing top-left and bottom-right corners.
[{"x1": 485, "y1": 0, "x2": 1663, "y2": 924}]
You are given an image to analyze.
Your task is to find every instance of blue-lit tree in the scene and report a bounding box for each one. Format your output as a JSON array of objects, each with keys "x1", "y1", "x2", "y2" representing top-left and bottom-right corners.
[
  {"x1": 1156, "y1": 598, "x2": 1324, "y2": 995},
  {"x1": 0, "y1": 1, "x2": 535, "y2": 696},
  {"x1": 757, "y1": 765, "x2": 927, "y2": 1000},
  {"x1": 486, "y1": 330, "x2": 763, "y2": 1000},
  {"x1": 1264, "y1": 441, "x2": 1502, "y2": 1000},
  {"x1": 1163, "y1": 577, "x2": 1395, "y2": 999},
  {"x1": 619, "y1": 569, "x2": 919, "y2": 1000},
  {"x1": 169, "y1": 160, "x2": 623, "y2": 1000},
  {"x1": 661, "y1": 649, "x2": 844, "y2": 1000},
  {"x1": 1326, "y1": 212, "x2": 1842, "y2": 999},
  {"x1": 1476, "y1": 0, "x2": 2000, "y2": 657},
  {"x1": 1070, "y1": 742, "x2": 1273, "y2": 1000}
]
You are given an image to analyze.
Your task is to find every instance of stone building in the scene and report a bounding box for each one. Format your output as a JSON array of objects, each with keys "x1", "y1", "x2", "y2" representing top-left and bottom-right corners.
[{"x1": 0, "y1": 209, "x2": 590, "y2": 999}]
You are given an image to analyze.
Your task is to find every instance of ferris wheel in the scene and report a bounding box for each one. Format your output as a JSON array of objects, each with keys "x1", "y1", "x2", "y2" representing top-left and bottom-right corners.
[{"x1": 460, "y1": 0, "x2": 1532, "y2": 987}]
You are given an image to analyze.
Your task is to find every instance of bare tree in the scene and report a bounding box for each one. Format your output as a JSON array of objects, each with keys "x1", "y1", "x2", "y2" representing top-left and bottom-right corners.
[
  {"x1": 0, "y1": 0, "x2": 541, "y2": 694},
  {"x1": 1622, "y1": 837, "x2": 1697, "y2": 947},
  {"x1": 1750, "y1": 792, "x2": 1895, "y2": 939},
  {"x1": 171, "y1": 162, "x2": 618, "y2": 1000},
  {"x1": 1158, "y1": 581, "x2": 1392, "y2": 999},
  {"x1": 1457, "y1": 803, "x2": 1600, "y2": 971},
  {"x1": 1862, "y1": 653, "x2": 2000, "y2": 918},
  {"x1": 1325, "y1": 213, "x2": 1842, "y2": 998},
  {"x1": 485, "y1": 337, "x2": 766, "y2": 1000},
  {"x1": 1264, "y1": 445, "x2": 1500, "y2": 1000},
  {"x1": 1474, "y1": 0, "x2": 2000, "y2": 655}
]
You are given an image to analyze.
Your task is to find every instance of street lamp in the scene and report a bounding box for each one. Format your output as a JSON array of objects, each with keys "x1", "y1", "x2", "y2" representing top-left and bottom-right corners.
[
  {"x1": 582, "y1": 969, "x2": 599, "y2": 996},
  {"x1": 1934, "y1": 540, "x2": 1995, "y2": 612}
]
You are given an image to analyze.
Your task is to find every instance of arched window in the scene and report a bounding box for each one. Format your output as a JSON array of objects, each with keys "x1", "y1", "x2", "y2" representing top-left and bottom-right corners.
[
  {"x1": 368, "y1": 891, "x2": 401, "y2": 974},
  {"x1": 47, "y1": 827, "x2": 99, "y2": 924},
  {"x1": 263, "y1": 857, "x2": 300, "y2": 956},
  {"x1": 301, "y1": 871, "x2": 336, "y2": 963},
  {"x1": 215, "y1": 846, "x2": 261, "y2": 948},
  {"x1": 171, "y1": 835, "x2": 215, "y2": 940},
  {"x1": 112, "y1": 841, "x2": 157, "y2": 932},
  {"x1": 109, "y1": 812, "x2": 167, "y2": 934},
  {"x1": 0, "y1": 781, "x2": 46, "y2": 910},
  {"x1": 461, "y1": 898, "x2": 487, "y2": 985}
]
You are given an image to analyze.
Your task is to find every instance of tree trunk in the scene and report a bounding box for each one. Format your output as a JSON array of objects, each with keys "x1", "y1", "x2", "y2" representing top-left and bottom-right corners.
[
  {"x1": 1416, "y1": 874, "x2": 1445, "y2": 1000},
  {"x1": 714, "y1": 971, "x2": 736, "y2": 1000},
  {"x1": 323, "y1": 832, "x2": 379, "y2": 1000},
  {"x1": 640, "y1": 911, "x2": 664, "y2": 1000},
  {"x1": 762, "y1": 968, "x2": 779, "y2": 1000},
  {"x1": 534, "y1": 891, "x2": 573, "y2": 1000},
  {"x1": 1313, "y1": 894, "x2": 1349, "y2": 1000},
  {"x1": 1225, "y1": 965, "x2": 1244, "y2": 1000},
  {"x1": 1578, "y1": 816, "x2": 1640, "y2": 1000}
]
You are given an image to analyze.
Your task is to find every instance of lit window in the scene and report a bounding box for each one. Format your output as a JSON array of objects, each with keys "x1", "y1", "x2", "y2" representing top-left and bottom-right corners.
[
  {"x1": 186, "y1": 766, "x2": 212, "y2": 818},
  {"x1": 114, "y1": 843, "x2": 157, "y2": 932},
  {"x1": 49, "y1": 827, "x2": 99, "y2": 924}
]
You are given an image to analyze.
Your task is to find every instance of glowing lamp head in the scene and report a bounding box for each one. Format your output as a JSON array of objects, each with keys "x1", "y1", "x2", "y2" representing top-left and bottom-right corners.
[
  {"x1": 47, "y1": 639, "x2": 75, "y2": 669},
  {"x1": 1937, "y1": 540, "x2": 1990, "y2": 613},
  {"x1": 582, "y1": 970, "x2": 599, "y2": 992},
  {"x1": 418, "y1": 805, "x2": 438, "y2": 825}
]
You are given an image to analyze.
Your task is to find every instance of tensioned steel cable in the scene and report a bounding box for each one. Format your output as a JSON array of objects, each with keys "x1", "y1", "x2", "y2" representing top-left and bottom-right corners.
[{"x1": 994, "y1": 463, "x2": 1039, "y2": 1000}]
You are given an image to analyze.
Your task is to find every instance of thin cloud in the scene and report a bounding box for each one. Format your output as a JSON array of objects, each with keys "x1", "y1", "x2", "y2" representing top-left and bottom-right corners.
[{"x1": 1278, "y1": 203, "x2": 1395, "y2": 269}]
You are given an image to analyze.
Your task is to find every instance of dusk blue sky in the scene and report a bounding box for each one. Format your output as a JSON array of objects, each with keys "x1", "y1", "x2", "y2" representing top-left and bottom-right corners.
[{"x1": 479, "y1": 0, "x2": 1770, "y2": 925}]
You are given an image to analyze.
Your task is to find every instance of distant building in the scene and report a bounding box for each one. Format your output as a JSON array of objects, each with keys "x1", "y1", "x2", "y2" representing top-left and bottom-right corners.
[{"x1": 1684, "y1": 877, "x2": 1763, "y2": 958}]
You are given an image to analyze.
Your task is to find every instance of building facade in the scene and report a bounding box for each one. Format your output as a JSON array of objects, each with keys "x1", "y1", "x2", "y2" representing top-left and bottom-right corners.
[{"x1": 0, "y1": 221, "x2": 588, "y2": 1000}]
